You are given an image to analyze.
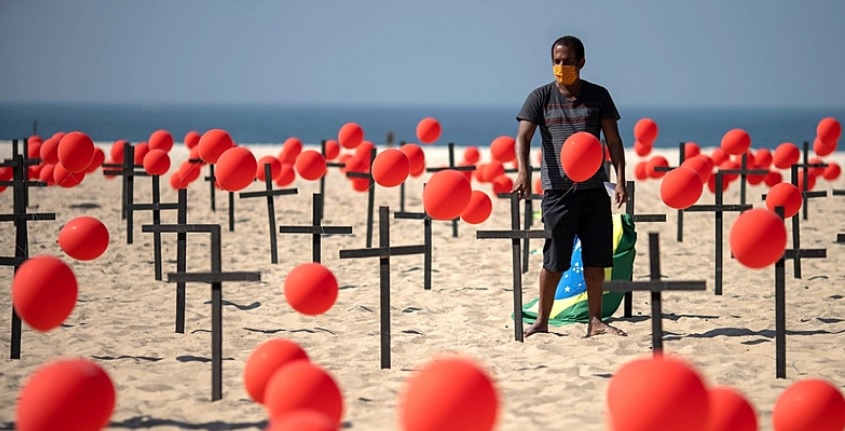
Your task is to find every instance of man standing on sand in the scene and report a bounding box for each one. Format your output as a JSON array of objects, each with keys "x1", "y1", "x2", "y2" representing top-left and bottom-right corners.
[{"x1": 511, "y1": 35, "x2": 628, "y2": 338}]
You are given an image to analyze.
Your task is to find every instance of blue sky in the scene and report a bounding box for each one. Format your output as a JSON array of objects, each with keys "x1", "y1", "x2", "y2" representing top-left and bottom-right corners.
[{"x1": 1, "y1": 0, "x2": 843, "y2": 108}]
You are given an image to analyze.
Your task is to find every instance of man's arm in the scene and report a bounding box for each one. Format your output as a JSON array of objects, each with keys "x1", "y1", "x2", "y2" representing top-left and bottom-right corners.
[
  {"x1": 601, "y1": 117, "x2": 628, "y2": 208},
  {"x1": 512, "y1": 120, "x2": 536, "y2": 199}
]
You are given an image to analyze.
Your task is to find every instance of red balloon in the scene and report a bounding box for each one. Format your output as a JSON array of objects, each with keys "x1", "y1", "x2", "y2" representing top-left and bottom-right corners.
[
  {"x1": 372, "y1": 149, "x2": 410, "y2": 187},
  {"x1": 280, "y1": 137, "x2": 303, "y2": 164},
  {"x1": 284, "y1": 263, "x2": 338, "y2": 316},
  {"x1": 169, "y1": 170, "x2": 186, "y2": 190},
  {"x1": 561, "y1": 132, "x2": 603, "y2": 182},
  {"x1": 707, "y1": 172, "x2": 730, "y2": 194},
  {"x1": 399, "y1": 143, "x2": 426, "y2": 177},
  {"x1": 323, "y1": 139, "x2": 341, "y2": 160},
  {"x1": 399, "y1": 356, "x2": 499, "y2": 431},
  {"x1": 718, "y1": 159, "x2": 741, "y2": 182},
  {"x1": 53, "y1": 163, "x2": 85, "y2": 188},
  {"x1": 243, "y1": 338, "x2": 309, "y2": 404},
  {"x1": 423, "y1": 169, "x2": 472, "y2": 220},
  {"x1": 720, "y1": 129, "x2": 751, "y2": 156},
  {"x1": 143, "y1": 149, "x2": 171, "y2": 176},
  {"x1": 533, "y1": 178, "x2": 543, "y2": 194},
  {"x1": 773, "y1": 142, "x2": 800, "y2": 169},
  {"x1": 256, "y1": 156, "x2": 281, "y2": 182},
  {"x1": 606, "y1": 355, "x2": 709, "y2": 431},
  {"x1": 338, "y1": 122, "x2": 364, "y2": 149},
  {"x1": 58, "y1": 216, "x2": 109, "y2": 261},
  {"x1": 489, "y1": 136, "x2": 516, "y2": 163},
  {"x1": 702, "y1": 386, "x2": 757, "y2": 431},
  {"x1": 12, "y1": 255, "x2": 78, "y2": 331},
  {"x1": 681, "y1": 155, "x2": 714, "y2": 183},
  {"x1": 198, "y1": 129, "x2": 234, "y2": 164},
  {"x1": 27, "y1": 140, "x2": 42, "y2": 160},
  {"x1": 754, "y1": 148, "x2": 773, "y2": 168},
  {"x1": 462, "y1": 146, "x2": 480, "y2": 164},
  {"x1": 646, "y1": 155, "x2": 669, "y2": 179},
  {"x1": 634, "y1": 118, "x2": 659, "y2": 145},
  {"x1": 491, "y1": 174, "x2": 513, "y2": 195},
  {"x1": 797, "y1": 170, "x2": 817, "y2": 192},
  {"x1": 39, "y1": 137, "x2": 60, "y2": 164},
  {"x1": 110, "y1": 140, "x2": 128, "y2": 163},
  {"x1": 709, "y1": 148, "x2": 728, "y2": 166},
  {"x1": 813, "y1": 137, "x2": 836, "y2": 157},
  {"x1": 16, "y1": 358, "x2": 116, "y2": 431},
  {"x1": 816, "y1": 117, "x2": 842, "y2": 146},
  {"x1": 85, "y1": 148, "x2": 105, "y2": 174},
  {"x1": 148, "y1": 129, "x2": 174, "y2": 152},
  {"x1": 133, "y1": 142, "x2": 150, "y2": 166},
  {"x1": 57, "y1": 131, "x2": 95, "y2": 173},
  {"x1": 634, "y1": 140, "x2": 653, "y2": 157},
  {"x1": 684, "y1": 142, "x2": 701, "y2": 159},
  {"x1": 416, "y1": 117, "x2": 442, "y2": 144},
  {"x1": 38, "y1": 164, "x2": 55, "y2": 185},
  {"x1": 823, "y1": 161, "x2": 841, "y2": 180},
  {"x1": 764, "y1": 170, "x2": 783, "y2": 187},
  {"x1": 295, "y1": 150, "x2": 327, "y2": 181},
  {"x1": 772, "y1": 378, "x2": 845, "y2": 431},
  {"x1": 266, "y1": 411, "x2": 336, "y2": 431},
  {"x1": 215, "y1": 147, "x2": 257, "y2": 192},
  {"x1": 275, "y1": 163, "x2": 296, "y2": 187},
  {"x1": 634, "y1": 161, "x2": 648, "y2": 181},
  {"x1": 264, "y1": 361, "x2": 344, "y2": 425},
  {"x1": 179, "y1": 161, "x2": 202, "y2": 184},
  {"x1": 461, "y1": 190, "x2": 493, "y2": 224},
  {"x1": 729, "y1": 209, "x2": 786, "y2": 269},
  {"x1": 660, "y1": 166, "x2": 703, "y2": 210},
  {"x1": 184, "y1": 131, "x2": 201, "y2": 149}
]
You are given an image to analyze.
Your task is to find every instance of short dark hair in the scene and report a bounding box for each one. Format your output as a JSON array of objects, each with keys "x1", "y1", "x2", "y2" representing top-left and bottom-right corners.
[{"x1": 550, "y1": 35, "x2": 585, "y2": 62}]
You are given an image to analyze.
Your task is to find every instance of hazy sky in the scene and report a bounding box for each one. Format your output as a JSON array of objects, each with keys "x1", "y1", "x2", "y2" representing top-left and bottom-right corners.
[{"x1": 1, "y1": 0, "x2": 844, "y2": 108}]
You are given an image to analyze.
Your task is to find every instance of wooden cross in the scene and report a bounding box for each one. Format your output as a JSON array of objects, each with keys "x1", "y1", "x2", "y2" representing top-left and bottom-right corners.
[
  {"x1": 425, "y1": 142, "x2": 476, "y2": 238},
  {"x1": 476, "y1": 193, "x2": 551, "y2": 342},
  {"x1": 793, "y1": 141, "x2": 828, "y2": 221},
  {"x1": 345, "y1": 147, "x2": 378, "y2": 248},
  {"x1": 101, "y1": 141, "x2": 138, "y2": 224},
  {"x1": 238, "y1": 164, "x2": 298, "y2": 263},
  {"x1": 393, "y1": 209, "x2": 434, "y2": 291},
  {"x1": 652, "y1": 142, "x2": 688, "y2": 242},
  {"x1": 496, "y1": 190, "x2": 542, "y2": 275},
  {"x1": 604, "y1": 232, "x2": 707, "y2": 355},
  {"x1": 621, "y1": 180, "x2": 667, "y2": 318},
  {"x1": 338, "y1": 206, "x2": 426, "y2": 369},
  {"x1": 278, "y1": 193, "x2": 353, "y2": 263},
  {"x1": 202, "y1": 164, "x2": 236, "y2": 232}
]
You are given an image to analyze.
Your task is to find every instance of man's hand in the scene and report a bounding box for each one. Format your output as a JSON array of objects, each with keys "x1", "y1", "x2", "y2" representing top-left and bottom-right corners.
[
  {"x1": 614, "y1": 181, "x2": 628, "y2": 209},
  {"x1": 512, "y1": 172, "x2": 531, "y2": 199}
]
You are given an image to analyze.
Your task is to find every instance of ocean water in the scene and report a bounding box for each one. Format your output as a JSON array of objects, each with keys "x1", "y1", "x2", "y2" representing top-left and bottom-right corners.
[{"x1": 0, "y1": 103, "x2": 843, "y2": 150}]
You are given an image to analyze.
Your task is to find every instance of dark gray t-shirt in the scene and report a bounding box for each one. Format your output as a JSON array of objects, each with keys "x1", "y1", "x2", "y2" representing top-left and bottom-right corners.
[{"x1": 516, "y1": 80, "x2": 620, "y2": 191}]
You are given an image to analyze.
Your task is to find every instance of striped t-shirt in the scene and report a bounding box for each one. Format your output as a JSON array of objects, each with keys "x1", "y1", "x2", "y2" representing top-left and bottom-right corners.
[{"x1": 516, "y1": 80, "x2": 620, "y2": 191}]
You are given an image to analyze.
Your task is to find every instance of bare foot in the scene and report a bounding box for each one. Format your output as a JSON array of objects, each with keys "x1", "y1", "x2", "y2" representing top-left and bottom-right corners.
[
  {"x1": 585, "y1": 319, "x2": 627, "y2": 338},
  {"x1": 524, "y1": 320, "x2": 548, "y2": 338}
]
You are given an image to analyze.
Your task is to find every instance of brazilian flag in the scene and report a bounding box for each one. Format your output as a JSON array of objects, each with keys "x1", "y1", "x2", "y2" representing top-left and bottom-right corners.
[{"x1": 522, "y1": 213, "x2": 637, "y2": 325}]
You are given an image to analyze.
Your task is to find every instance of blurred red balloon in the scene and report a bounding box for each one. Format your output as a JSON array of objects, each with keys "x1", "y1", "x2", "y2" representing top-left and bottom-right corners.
[
  {"x1": 85, "y1": 148, "x2": 105, "y2": 174},
  {"x1": 681, "y1": 155, "x2": 713, "y2": 183},
  {"x1": 372, "y1": 149, "x2": 410, "y2": 187},
  {"x1": 280, "y1": 137, "x2": 303, "y2": 164},
  {"x1": 813, "y1": 137, "x2": 836, "y2": 157},
  {"x1": 823, "y1": 161, "x2": 841, "y2": 180},
  {"x1": 646, "y1": 155, "x2": 669, "y2": 179},
  {"x1": 710, "y1": 148, "x2": 728, "y2": 166},
  {"x1": 764, "y1": 170, "x2": 783, "y2": 187},
  {"x1": 772, "y1": 378, "x2": 845, "y2": 431},
  {"x1": 243, "y1": 338, "x2": 309, "y2": 404},
  {"x1": 256, "y1": 156, "x2": 281, "y2": 182},
  {"x1": 148, "y1": 129, "x2": 174, "y2": 152},
  {"x1": 399, "y1": 356, "x2": 499, "y2": 431},
  {"x1": 57, "y1": 131, "x2": 95, "y2": 173},
  {"x1": 284, "y1": 263, "x2": 338, "y2": 316},
  {"x1": 423, "y1": 169, "x2": 472, "y2": 220},
  {"x1": 720, "y1": 129, "x2": 751, "y2": 155},
  {"x1": 110, "y1": 139, "x2": 128, "y2": 163},
  {"x1": 730, "y1": 208, "x2": 786, "y2": 269},
  {"x1": 53, "y1": 164, "x2": 85, "y2": 188},
  {"x1": 489, "y1": 136, "x2": 516, "y2": 163},
  {"x1": 797, "y1": 170, "x2": 817, "y2": 192},
  {"x1": 633, "y1": 140, "x2": 652, "y2": 157},
  {"x1": 416, "y1": 117, "x2": 442, "y2": 144},
  {"x1": 816, "y1": 117, "x2": 841, "y2": 146},
  {"x1": 179, "y1": 161, "x2": 202, "y2": 184},
  {"x1": 718, "y1": 159, "x2": 741, "y2": 182},
  {"x1": 684, "y1": 142, "x2": 701, "y2": 159},
  {"x1": 169, "y1": 170, "x2": 185, "y2": 190},
  {"x1": 215, "y1": 147, "x2": 257, "y2": 192},
  {"x1": 198, "y1": 129, "x2": 235, "y2": 164},
  {"x1": 463, "y1": 146, "x2": 480, "y2": 164},
  {"x1": 275, "y1": 163, "x2": 296, "y2": 187},
  {"x1": 773, "y1": 142, "x2": 800, "y2": 169},
  {"x1": 16, "y1": 358, "x2": 116, "y2": 431},
  {"x1": 58, "y1": 216, "x2": 109, "y2": 261},
  {"x1": 533, "y1": 178, "x2": 543, "y2": 194},
  {"x1": 323, "y1": 139, "x2": 340, "y2": 160},
  {"x1": 634, "y1": 161, "x2": 648, "y2": 181},
  {"x1": 266, "y1": 410, "x2": 336, "y2": 431},
  {"x1": 707, "y1": 172, "x2": 730, "y2": 194},
  {"x1": 460, "y1": 190, "x2": 493, "y2": 225},
  {"x1": 27, "y1": 140, "x2": 42, "y2": 160},
  {"x1": 491, "y1": 174, "x2": 513, "y2": 195},
  {"x1": 634, "y1": 118, "x2": 659, "y2": 145},
  {"x1": 338, "y1": 122, "x2": 364, "y2": 149},
  {"x1": 39, "y1": 137, "x2": 60, "y2": 165},
  {"x1": 38, "y1": 164, "x2": 55, "y2": 185},
  {"x1": 606, "y1": 355, "x2": 709, "y2": 431},
  {"x1": 702, "y1": 386, "x2": 757, "y2": 431},
  {"x1": 12, "y1": 255, "x2": 78, "y2": 331},
  {"x1": 400, "y1": 143, "x2": 426, "y2": 177},
  {"x1": 659, "y1": 166, "x2": 703, "y2": 210},
  {"x1": 295, "y1": 150, "x2": 327, "y2": 181},
  {"x1": 184, "y1": 131, "x2": 201, "y2": 149},
  {"x1": 264, "y1": 361, "x2": 344, "y2": 425},
  {"x1": 754, "y1": 148, "x2": 773, "y2": 168},
  {"x1": 133, "y1": 142, "x2": 150, "y2": 166},
  {"x1": 143, "y1": 149, "x2": 171, "y2": 176},
  {"x1": 561, "y1": 132, "x2": 602, "y2": 182}
]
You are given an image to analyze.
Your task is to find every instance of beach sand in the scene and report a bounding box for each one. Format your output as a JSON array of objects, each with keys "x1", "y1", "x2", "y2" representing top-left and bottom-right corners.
[{"x1": 1, "y1": 142, "x2": 844, "y2": 430}]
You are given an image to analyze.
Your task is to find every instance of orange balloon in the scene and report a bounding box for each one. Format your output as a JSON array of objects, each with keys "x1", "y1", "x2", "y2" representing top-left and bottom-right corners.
[
  {"x1": 39, "y1": 137, "x2": 60, "y2": 164},
  {"x1": 462, "y1": 146, "x2": 480, "y2": 164},
  {"x1": 660, "y1": 166, "x2": 703, "y2": 210},
  {"x1": 338, "y1": 122, "x2": 364, "y2": 149},
  {"x1": 460, "y1": 190, "x2": 493, "y2": 224},
  {"x1": 606, "y1": 355, "x2": 709, "y2": 431},
  {"x1": 634, "y1": 118, "x2": 659, "y2": 145},
  {"x1": 266, "y1": 410, "x2": 337, "y2": 431},
  {"x1": 198, "y1": 129, "x2": 234, "y2": 164},
  {"x1": 284, "y1": 263, "x2": 338, "y2": 316},
  {"x1": 57, "y1": 131, "x2": 95, "y2": 173},
  {"x1": 681, "y1": 155, "x2": 713, "y2": 183},
  {"x1": 16, "y1": 358, "x2": 116, "y2": 431},
  {"x1": 416, "y1": 117, "x2": 442, "y2": 144},
  {"x1": 720, "y1": 129, "x2": 751, "y2": 156},
  {"x1": 215, "y1": 147, "x2": 257, "y2": 192},
  {"x1": 823, "y1": 161, "x2": 841, "y2": 180},
  {"x1": 489, "y1": 136, "x2": 516, "y2": 163},
  {"x1": 143, "y1": 149, "x2": 171, "y2": 176},
  {"x1": 729, "y1": 208, "x2": 786, "y2": 269},
  {"x1": 184, "y1": 131, "x2": 201, "y2": 149},
  {"x1": 646, "y1": 155, "x2": 669, "y2": 179},
  {"x1": 399, "y1": 356, "x2": 499, "y2": 431},
  {"x1": 53, "y1": 163, "x2": 85, "y2": 188},
  {"x1": 275, "y1": 163, "x2": 296, "y2": 187},
  {"x1": 372, "y1": 149, "x2": 410, "y2": 187},
  {"x1": 12, "y1": 255, "x2": 78, "y2": 332},
  {"x1": 243, "y1": 338, "x2": 309, "y2": 404},
  {"x1": 634, "y1": 140, "x2": 652, "y2": 157},
  {"x1": 264, "y1": 361, "x2": 344, "y2": 425},
  {"x1": 58, "y1": 216, "x2": 109, "y2": 261},
  {"x1": 423, "y1": 169, "x2": 472, "y2": 220},
  {"x1": 148, "y1": 129, "x2": 174, "y2": 152},
  {"x1": 702, "y1": 386, "x2": 757, "y2": 431},
  {"x1": 133, "y1": 142, "x2": 150, "y2": 166},
  {"x1": 295, "y1": 150, "x2": 327, "y2": 181},
  {"x1": 323, "y1": 139, "x2": 341, "y2": 160},
  {"x1": 561, "y1": 132, "x2": 603, "y2": 182},
  {"x1": 816, "y1": 117, "x2": 841, "y2": 146},
  {"x1": 773, "y1": 142, "x2": 800, "y2": 169},
  {"x1": 85, "y1": 148, "x2": 105, "y2": 174},
  {"x1": 772, "y1": 378, "x2": 845, "y2": 431},
  {"x1": 491, "y1": 174, "x2": 513, "y2": 195},
  {"x1": 256, "y1": 156, "x2": 282, "y2": 182}
]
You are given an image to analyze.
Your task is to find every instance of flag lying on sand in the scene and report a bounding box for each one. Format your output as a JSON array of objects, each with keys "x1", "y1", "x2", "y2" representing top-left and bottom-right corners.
[{"x1": 522, "y1": 213, "x2": 637, "y2": 326}]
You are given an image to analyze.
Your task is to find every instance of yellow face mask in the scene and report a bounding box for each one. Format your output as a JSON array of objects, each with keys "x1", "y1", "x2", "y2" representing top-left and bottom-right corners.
[{"x1": 553, "y1": 64, "x2": 578, "y2": 86}]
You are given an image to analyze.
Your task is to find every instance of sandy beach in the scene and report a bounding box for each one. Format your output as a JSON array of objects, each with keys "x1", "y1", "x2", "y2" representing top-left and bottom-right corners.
[{"x1": 1, "y1": 141, "x2": 844, "y2": 430}]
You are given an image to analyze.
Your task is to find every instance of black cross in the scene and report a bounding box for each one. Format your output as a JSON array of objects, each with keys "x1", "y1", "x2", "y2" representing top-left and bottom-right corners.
[
  {"x1": 0, "y1": 153, "x2": 56, "y2": 359},
  {"x1": 202, "y1": 164, "x2": 237, "y2": 232},
  {"x1": 604, "y1": 233, "x2": 707, "y2": 355},
  {"x1": 134, "y1": 174, "x2": 179, "y2": 280},
  {"x1": 8, "y1": 139, "x2": 40, "y2": 207},
  {"x1": 345, "y1": 147, "x2": 378, "y2": 248},
  {"x1": 319, "y1": 139, "x2": 346, "y2": 222},
  {"x1": 278, "y1": 193, "x2": 353, "y2": 263},
  {"x1": 497, "y1": 185, "x2": 541, "y2": 274},
  {"x1": 238, "y1": 164, "x2": 298, "y2": 264},
  {"x1": 101, "y1": 141, "x2": 137, "y2": 223},
  {"x1": 147, "y1": 223, "x2": 260, "y2": 401},
  {"x1": 652, "y1": 142, "x2": 688, "y2": 242},
  {"x1": 621, "y1": 180, "x2": 667, "y2": 318},
  {"x1": 476, "y1": 193, "x2": 551, "y2": 342},
  {"x1": 339, "y1": 206, "x2": 426, "y2": 369},
  {"x1": 393, "y1": 209, "x2": 434, "y2": 291},
  {"x1": 425, "y1": 142, "x2": 476, "y2": 238},
  {"x1": 793, "y1": 141, "x2": 828, "y2": 221}
]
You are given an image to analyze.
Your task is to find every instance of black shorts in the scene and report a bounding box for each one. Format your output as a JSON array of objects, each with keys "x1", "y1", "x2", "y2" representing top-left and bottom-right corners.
[{"x1": 541, "y1": 187, "x2": 613, "y2": 273}]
